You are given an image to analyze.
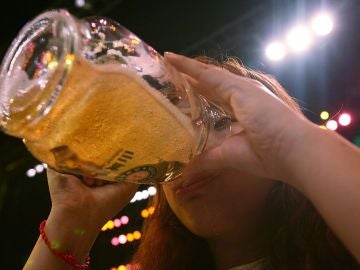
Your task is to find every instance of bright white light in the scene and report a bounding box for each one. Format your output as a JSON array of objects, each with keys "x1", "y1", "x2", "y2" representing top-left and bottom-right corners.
[
  {"x1": 265, "y1": 41, "x2": 286, "y2": 61},
  {"x1": 75, "y1": 0, "x2": 85, "y2": 7},
  {"x1": 148, "y1": 186, "x2": 157, "y2": 196},
  {"x1": 118, "y1": 234, "x2": 127, "y2": 244},
  {"x1": 326, "y1": 120, "x2": 338, "y2": 131},
  {"x1": 338, "y1": 113, "x2": 351, "y2": 126},
  {"x1": 141, "y1": 190, "x2": 149, "y2": 199},
  {"x1": 35, "y1": 164, "x2": 44, "y2": 173},
  {"x1": 134, "y1": 191, "x2": 142, "y2": 200},
  {"x1": 130, "y1": 188, "x2": 157, "y2": 203},
  {"x1": 26, "y1": 169, "x2": 36, "y2": 178},
  {"x1": 286, "y1": 26, "x2": 312, "y2": 53},
  {"x1": 311, "y1": 13, "x2": 334, "y2": 36}
]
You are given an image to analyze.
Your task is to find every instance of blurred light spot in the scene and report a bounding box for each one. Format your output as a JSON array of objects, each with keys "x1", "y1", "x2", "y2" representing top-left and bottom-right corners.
[
  {"x1": 265, "y1": 41, "x2": 286, "y2": 61},
  {"x1": 133, "y1": 231, "x2": 141, "y2": 240},
  {"x1": 319, "y1": 125, "x2": 327, "y2": 129},
  {"x1": 75, "y1": 0, "x2": 85, "y2": 7},
  {"x1": 141, "y1": 209, "x2": 149, "y2": 218},
  {"x1": 286, "y1": 26, "x2": 312, "y2": 52},
  {"x1": 65, "y1": 54, "x2": 75, "y2": 66},
  {"x1": 120, "y1": 215, "x2": 129, "y2": 225},
  {"x1": 35, "y1": 164, "x2": 44, "y2": 173},
  {"x1": 148, "y1": 206, "x2": 155, "y2": 215},
  {"x1": 101, "y1": 221, "x2": 109, "y2": 231},
  {"x1": 118, "y1": 234, "x2": 127, "y2": 244},
  {"x1": 326, "y1": 120, "x2": 338, "y2": 131},
  {"x1": 48, "y1": 61, "x2": 58, "y2": 70},
  {"x1": 320, "y1": 111, "x2": 330, "y2": 120},
  {"x1": 111, "y1": 237, "x2": 119, "y2": 246},
  {"x1": 26, "y1": 168, "x2": 36, "y2": 178},
  {"x1": 130, "y1": 187, "x2": 157, "y2": 203},
  {"x1": 114, "y1": 218, "x2": 121, "y2": 227},
  {"x1": 141, "y1": 190, "x2": 149, "y2": 199},
  {"x1": 126, "y1": 233, "x2": 134, "y2": 242},
  {"x1": 108, "y1": 220, "x2": 114, "y2": 230},
  {"x1": 148, "y1": 186, "x2": 157, "y2": 195},
  {"x1": 311, "y1": 12, "x2": 334, "y2": 36},
  {"x1": 338, "y1": 113, "x2": 351, "y2": 126}
]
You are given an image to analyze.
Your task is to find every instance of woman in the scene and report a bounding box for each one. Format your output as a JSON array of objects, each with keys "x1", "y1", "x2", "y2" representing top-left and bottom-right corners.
[{"x1": 24, "y1": 53, "x2": 360, "y2": 270}]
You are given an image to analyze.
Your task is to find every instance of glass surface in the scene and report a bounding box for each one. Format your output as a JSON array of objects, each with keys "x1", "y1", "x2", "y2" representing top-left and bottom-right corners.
[{"x1": 0, "y1": 9, "x2": 231, "y2": 184}]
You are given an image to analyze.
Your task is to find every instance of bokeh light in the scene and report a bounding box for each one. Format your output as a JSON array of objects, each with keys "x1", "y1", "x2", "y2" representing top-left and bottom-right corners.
[
  {"x1": 141, "y1": 209, "x2": 149, "y2": 218},
  {"x1": 311, "y1": 12, "x2": 334, "y2": 36},
  {"x1": 108, "y1": 220, "x2": 114, "y2": 230},
  {"x1": 326, "y1": 120, "x2": 338, "y2": 131},
  {"x1": 102, "y1": 216, "x2": 130, "y2": 231},
  {"x1": 126, "y1": 233, "x2": 135, "y2": 242},
  {"x1": 265, "y1": 41, "x2": 286, "y2": 61},
  {"x1": 111, "y1": 237, "x2": 120, "y2": 246},
  {"x1": 118, "y1": 235, "x2": 127, "y2": 244},
  {"x1": 35, "y1": 164, "x2": 44, "y2": 173},
  {"x1": 148, "y1": 186, "x2": 157, "y2": 196},
  {"x1": 130, "y1": 187, "x2": 157, "y2": 203},
  {"x1": 114, "y1": 218, "x2": 121, "y2": 227},
  {"x1": 120, "y1": 215, "x2": 129, "y2": 225},
  {"x1": 320, "y1": 111, "x2": 330, "y2": 120},
  {"x1": 148, "y1": 206, "x2": 155, "y2": 215},
  {"x1": 26, "y1": 168, "x2": 36, "y2": 178},
  {"x1": 133, "y1": 231, "x2": 141, "y2": 240},
  {"x1": 75, "y1": 0, "x2": 86, "y2": 7},
  {"x1": 338, "y1": 113, "x2": 351, "y2": 126},
  {"x1": 286, "y1": 25, "x2": 312, "y2": 52}
]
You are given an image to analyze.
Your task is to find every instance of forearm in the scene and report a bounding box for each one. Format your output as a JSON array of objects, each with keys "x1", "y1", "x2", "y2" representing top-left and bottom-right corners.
[
  {"x1": 286, "y1": 122, "x2": 360, "y2": 261},
  {"x1": 24, "y1": 211, "x2": 101, "y2": 270}
]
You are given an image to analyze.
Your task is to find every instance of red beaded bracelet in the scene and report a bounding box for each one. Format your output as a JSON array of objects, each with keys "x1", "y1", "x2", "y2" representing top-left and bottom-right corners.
[{"x1": 39, "y1": 220, "x2": 90, "y2": 270}]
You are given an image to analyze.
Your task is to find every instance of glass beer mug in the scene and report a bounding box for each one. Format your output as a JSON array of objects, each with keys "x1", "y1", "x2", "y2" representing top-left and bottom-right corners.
[{"x1": 0, "y1": 9, "x2": 231, "y2": 184}]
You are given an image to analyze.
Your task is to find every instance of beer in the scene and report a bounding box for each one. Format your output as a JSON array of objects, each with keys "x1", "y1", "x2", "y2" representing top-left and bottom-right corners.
[
  {"x1": 5, "y1": 56, "x2": 196, "y2": 183},
  {"x1": 0, "y1": 9, "x2": 231, "y2": 184}
]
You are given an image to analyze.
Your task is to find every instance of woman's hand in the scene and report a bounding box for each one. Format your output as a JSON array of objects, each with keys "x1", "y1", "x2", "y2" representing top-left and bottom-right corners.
[
  {"x1": 165, "y1": 53, "x2": 360, "y2": 262},
  {"x1": 164, "y1": 52, "x2": 313, "y2": 182},
  {"x1": 47, "y1": 169, "x2": 139, "y2": 228},
  {"x1": 24, "y1": 170, "x2": 138, "y2": 270}
]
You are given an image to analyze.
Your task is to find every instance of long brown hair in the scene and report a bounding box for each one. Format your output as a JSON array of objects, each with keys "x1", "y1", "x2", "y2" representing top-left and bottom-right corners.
[{"x1": 130, "y1": 56, "x2": 359, "y2": 270}]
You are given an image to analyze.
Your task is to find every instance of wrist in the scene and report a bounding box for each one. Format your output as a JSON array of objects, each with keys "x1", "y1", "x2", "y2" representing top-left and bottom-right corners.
[
  {"x1": 39, "y1": 220, "x2": 90, "y2": 269},
  {"x1": 282, "y1": 121, "x2": 356, "y2": 193},
  {"x1": 278, "y1": 119, "x2": 321, "y2": 188},
  {"x1": 44, "y1": 210, "x2": 102, "y2": 261}
]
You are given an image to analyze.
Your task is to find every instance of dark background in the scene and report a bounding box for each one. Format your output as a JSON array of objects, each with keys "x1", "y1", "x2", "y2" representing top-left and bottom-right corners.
[{"x1": 0, "y1": 0, "x2": 359, "y2": 269}]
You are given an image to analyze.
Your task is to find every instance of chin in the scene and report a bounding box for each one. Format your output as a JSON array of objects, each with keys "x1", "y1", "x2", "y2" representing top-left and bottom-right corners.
[{"x1": 176, "y1": 204, "x2": 232, "y2": 239}]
